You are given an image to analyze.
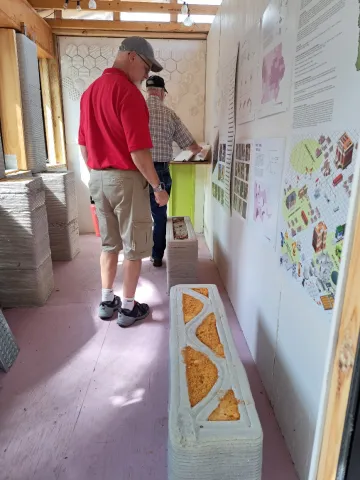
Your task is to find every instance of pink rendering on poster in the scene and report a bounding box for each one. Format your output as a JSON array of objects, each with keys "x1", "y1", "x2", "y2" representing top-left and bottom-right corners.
[
  {"x1": 261, "y1": 43, "x2": 285, "y2": 105},
  {"x1": 254, "y1": 182, "x2": 272, "y2": 222}
]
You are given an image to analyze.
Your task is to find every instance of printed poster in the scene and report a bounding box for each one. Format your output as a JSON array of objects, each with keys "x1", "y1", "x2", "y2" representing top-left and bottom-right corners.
[
  {"x1": 232, "y1": 138, "x2": 253, "y2": 220},
  {"x1": 212, "y1": 46, "x2": 239, "y2": 210},
  {"x1": 248, "y1": 138, "x2": 285, "y2": 246},
  {"x1": 258, "y1": 0, "x2": 292, "y2": 119},
  {"x1": 279, "y1": 0, "x2": 360, "y2": 312},
  {"x1": 236, "y1": 23, "x2": 260, "y2": 125}
]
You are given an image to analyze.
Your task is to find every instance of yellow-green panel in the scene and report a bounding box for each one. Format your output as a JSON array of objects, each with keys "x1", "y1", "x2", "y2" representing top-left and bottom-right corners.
[{"x1": 169, "y1": 164, "x2": 195, "y2": 225}]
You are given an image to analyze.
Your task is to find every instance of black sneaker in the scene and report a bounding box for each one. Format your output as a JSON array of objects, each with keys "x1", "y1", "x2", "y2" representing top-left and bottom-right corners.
[
  {"x1": 150, "y1": 257, "x2": 163, "y2": 267},
  {"x1": 98, "y1": 295, "x2": 121, "y2": 320},
  {"x1": 117, "y1": 301, "x2": 150, "y2": 328}
]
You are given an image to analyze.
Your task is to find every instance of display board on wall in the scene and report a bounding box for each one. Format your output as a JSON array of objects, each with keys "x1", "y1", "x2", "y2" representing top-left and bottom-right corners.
[
  {"x1": 232, "y1": 139, "x2": 252, "y2": 220},
  {"x1": 248, "y1": 138, "x2": 285, "y2": 246},
  {"x1": 259, "y1": 0, "x2": 292, "y2": 119},
  {"x1": 236, "y1": 23, "x2": 260, "y2": 125},
  {"x1": 279, "y1": 0, "x2": 360, "y2": 312},
  {"x1": 211, "y1": 46, "x2": 239, "y2": 210}
]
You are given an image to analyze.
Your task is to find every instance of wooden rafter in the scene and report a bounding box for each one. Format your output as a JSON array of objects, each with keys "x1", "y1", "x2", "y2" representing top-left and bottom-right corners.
[
  {"x1": 30, "y1": 0, "x2": 218, "y2": 15},
  {"x1": 0, "y1": 0, "x2": 54, "y2": 58},
  {"x1": 46, "y1": 18, "x2": 211, "y2": 33}
]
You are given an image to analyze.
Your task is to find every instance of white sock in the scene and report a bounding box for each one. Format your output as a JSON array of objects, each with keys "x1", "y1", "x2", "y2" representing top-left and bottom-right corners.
[
  {"x1": 102, "y1": 288, "x2": 114, "y2": 303},
  {"x1": 123, "y1": 298, "x2": 135, "y2": 311}
]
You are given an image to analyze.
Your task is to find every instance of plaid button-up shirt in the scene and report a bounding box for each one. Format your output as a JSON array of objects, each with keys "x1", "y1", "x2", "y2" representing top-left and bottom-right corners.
[{"x1": 146, "y1": 95, "x2": 194, "y2": 163}]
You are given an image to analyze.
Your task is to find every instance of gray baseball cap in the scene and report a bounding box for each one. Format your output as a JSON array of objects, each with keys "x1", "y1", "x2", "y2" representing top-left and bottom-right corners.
[{"x1": 119, "y1": 37, "x2": 163, "y2": 73}]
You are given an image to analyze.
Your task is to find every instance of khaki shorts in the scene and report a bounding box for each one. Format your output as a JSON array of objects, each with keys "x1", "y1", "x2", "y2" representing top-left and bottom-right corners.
[{"x1": 89, "y1": 169, "x2": 153, "y2": 260}]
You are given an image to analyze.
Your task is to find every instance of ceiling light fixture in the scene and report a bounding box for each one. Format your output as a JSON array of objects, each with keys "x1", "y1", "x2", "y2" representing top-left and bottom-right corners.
[
  {"x1": 76, "y1": 0, "x2": 81, "y2": 10},
  {"x1": 183, "y1": 13, "x2": 194, "y2": 27},
  {"x1": 88, "y1": 0, "x2": 97, "y2": 9},
  {"x1": 63, "y1": 0, "x2": 69, "y2": 9},
  {"x1": 181, "y1": 2, "x2": 189, "y2": 15}
]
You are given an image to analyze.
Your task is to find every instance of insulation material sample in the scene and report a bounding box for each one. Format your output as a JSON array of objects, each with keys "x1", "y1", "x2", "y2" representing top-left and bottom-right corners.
[
  {"x1": 16, "y1": 34, "x2": 47, "y2": 173},
  {"x1": 169, "y1": 284, "x2": 263, "y2": 480},
  {"x1": 166, "y1": 217, "x2": 198, "y2": 292},
  {"x1": 0, "y1": 178, "x2": 54, "y2": 306},
  {"x1": 0, "y1": 309, "x2": 19, "y2": 372}
]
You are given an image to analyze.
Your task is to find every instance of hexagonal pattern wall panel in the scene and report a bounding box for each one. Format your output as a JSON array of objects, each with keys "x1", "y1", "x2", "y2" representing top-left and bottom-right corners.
[{"x1": 59, "y1": 39, "x2": 206, "y2": 149}]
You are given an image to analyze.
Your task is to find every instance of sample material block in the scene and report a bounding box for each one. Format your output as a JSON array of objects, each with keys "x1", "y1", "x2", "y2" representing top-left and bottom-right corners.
[
  {"x1": 0, "y1": 177, "x2": 54, "y2": 307},
  {"x1": 169, "y1": 284, "x2": 263, "y2": 480},
  {"x1": 0, "y1": 309, "x2": 19, "y2": 372},
  {"x1": 36, "y1": 172, "x2": 79, "y2": 261},
  {"x1": 166, "y1": 217, "x2": 198, "y2": 292}
]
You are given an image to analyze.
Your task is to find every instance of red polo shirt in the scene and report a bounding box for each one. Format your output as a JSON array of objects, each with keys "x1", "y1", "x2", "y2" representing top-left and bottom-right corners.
[{"x1": 78, "y1": 68, "x2": 152, "y2": 170}]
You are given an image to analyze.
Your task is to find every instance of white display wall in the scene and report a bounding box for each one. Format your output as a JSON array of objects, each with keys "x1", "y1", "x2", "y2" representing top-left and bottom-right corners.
[
  {"x1": 59, "y1": 37, "x2": 206, "y2": 233},
  {"x1": 204, "y1": 1, "x2": 360, "y2": 479}
]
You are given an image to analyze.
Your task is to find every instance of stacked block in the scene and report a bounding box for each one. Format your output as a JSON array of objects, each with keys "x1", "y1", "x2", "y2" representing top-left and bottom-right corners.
[
  {"x1": 0, "y1": 310, "x2": 19, "y2": 372},
  {"x1": 166, "y1": 217, "x2": 198, "y2": 292},
  {"x1": 0, "y1": 177, "x2": 54, "y2": 307},
  {"x1": 16, "y1": 34, "x2": 47, "y2": 173},
  {"x1": 36, "y1": 171, "x2": 79, "y2": 261},
  {"x1": 169, "y1": 284, "x2": 263, "y2": 480}
]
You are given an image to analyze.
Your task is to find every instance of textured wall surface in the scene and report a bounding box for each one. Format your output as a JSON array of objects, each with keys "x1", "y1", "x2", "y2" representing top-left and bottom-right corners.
[{"x1": 59, "y1": 37, "x2": 206, "y2": 233}]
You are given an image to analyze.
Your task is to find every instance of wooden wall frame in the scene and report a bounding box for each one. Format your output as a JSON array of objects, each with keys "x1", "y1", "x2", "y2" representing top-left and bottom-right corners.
[
  {"x1": 316, "y1": 180, "x2": 360, "y2": 479},
  {"x1": 0, "y1": 30, "x2": 27, "y2": 171}
]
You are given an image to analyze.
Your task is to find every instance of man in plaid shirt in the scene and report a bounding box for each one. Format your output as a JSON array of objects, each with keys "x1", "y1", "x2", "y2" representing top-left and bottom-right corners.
[{"x1": 146, "y1": 75, "x2": 201, "y2": 267}]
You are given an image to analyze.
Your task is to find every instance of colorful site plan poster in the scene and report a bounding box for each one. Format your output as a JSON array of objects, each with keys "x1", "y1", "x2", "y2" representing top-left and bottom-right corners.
[
  {"x1": 236, "y1": 23, "x2": 260, "y2": 125},
  {"x1": 258, "y1": 0, "x2": 292, "y2": 119},
  {"x1": 279, "y1": 0, "x2": 360, "y2": 312},
  {"x1": 212, "y1": 46, "x2": 239, "y2": 210},
  {"x1": 248, "y1": 138, "x2": 285, "y2": 246},
  {"x1": 279, "y1": 130, "x2": 359, "y2": 311},
  {"x1": 232, "y1": 138, "x2": 253, "y2": 220}
]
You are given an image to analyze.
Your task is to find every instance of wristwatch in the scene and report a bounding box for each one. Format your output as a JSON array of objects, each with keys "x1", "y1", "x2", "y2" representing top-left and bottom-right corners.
[{"x1": 153, "y1": 182, "x2": 165, "y2": 193}]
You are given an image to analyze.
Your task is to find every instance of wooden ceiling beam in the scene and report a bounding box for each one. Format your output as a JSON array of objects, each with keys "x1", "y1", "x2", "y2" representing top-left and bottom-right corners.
[
  {"x1": 46, "y1": 18, "x2": 211, "y2": 33},
  {"x1": 0, "y1": 0, "x2": 54, "y2": 58},
  {"x1": 51, "y1": 28, "x2": 207, "y2": 39},
  {"x1": 30, "y1": 0, "x2": 218, "y2": 15}
]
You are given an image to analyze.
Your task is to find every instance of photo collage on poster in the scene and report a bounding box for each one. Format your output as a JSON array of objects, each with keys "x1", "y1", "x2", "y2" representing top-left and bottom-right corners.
[
  {"x1": 212, "y1": 182, "x2": 225, "y2": 206},
  {"x1": 218, "y1": 143, "x2": 227, "y2": 183},
  {"x1": 233, "y1": 142, "x2": 251, "y2": 218}
]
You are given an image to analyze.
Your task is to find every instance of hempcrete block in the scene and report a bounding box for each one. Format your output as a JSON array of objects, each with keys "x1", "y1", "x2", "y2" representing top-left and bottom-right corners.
[
  {"x1": 49, "y1": 218, "x2": 80, "y2": 261},
  {"x1": 35, "y1": 171, "x2": 78, "y2": 224},
  {"x1": 0, "y1": 309, "x2": 19, "y2": 372},
  {"x1": 35, "y1": 171, "x2": 80, "y2": 260},
  {"x1": 169, "y1": 285, "x2": 263, "y2": 480},
  {"x1": 0, "y1": 177, "x2": 54, "y2": 307},
  {"x1": 0, "y1": 256, "x2": 54, "y2": 308},
  {"x1": 166, "y1": 217, "x2": 198, "y2": 292}
]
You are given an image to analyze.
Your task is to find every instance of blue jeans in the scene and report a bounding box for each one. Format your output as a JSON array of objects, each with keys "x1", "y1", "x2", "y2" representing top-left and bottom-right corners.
[{"x1": 150, "y1": 162, "x2": 172, "y2": 260}]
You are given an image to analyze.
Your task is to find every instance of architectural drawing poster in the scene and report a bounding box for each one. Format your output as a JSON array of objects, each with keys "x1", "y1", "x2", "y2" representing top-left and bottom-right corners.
[
  {"x1": 248, "y1": 138, "x2": 285, "y2": 246},
  {"x1": 258, "y1": 0, "x2": 292, "y2": 119},
  {"x1": 236, "y1": 23, "x2": 260, "y2": 125},
  {"x1": 233, "y1": 138, "x2": 253, "y2": 220},
  {"x1": 279, "y1": 0, "x2": 360, "y2": 312},
  {"x1": 212, "y1": 46, "x2": 239, "y2": 210}
]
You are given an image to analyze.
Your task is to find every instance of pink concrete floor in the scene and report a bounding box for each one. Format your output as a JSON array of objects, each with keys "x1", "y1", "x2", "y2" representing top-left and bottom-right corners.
[{"x1": 0, "y1": 235, "x2": 298, "y2": 480}]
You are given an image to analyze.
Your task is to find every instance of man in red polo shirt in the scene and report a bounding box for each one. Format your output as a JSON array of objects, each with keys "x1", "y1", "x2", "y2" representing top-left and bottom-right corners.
[{"x1": 78, "y1": 37, "x2": 169, "y2": 328}]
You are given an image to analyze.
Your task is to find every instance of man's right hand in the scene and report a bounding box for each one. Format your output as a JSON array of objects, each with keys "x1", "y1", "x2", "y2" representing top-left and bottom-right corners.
[{"x1": 154, "y1": 190, "x2": 169, "y2": 207}]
